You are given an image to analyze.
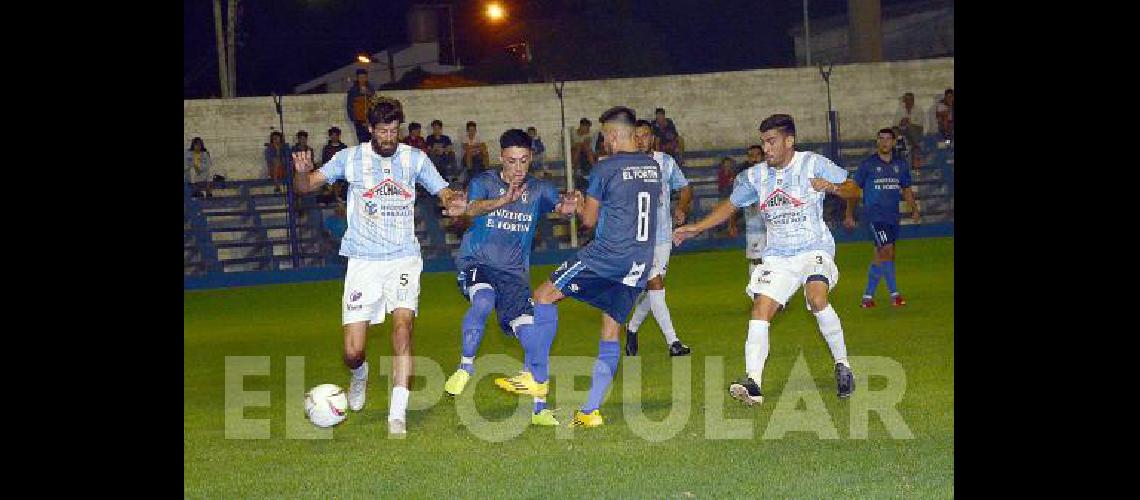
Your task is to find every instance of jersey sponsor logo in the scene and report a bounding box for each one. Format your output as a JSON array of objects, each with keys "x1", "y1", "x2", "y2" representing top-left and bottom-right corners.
[
  {"x1": 759, "y1": 188, "x2": 805, "y2": 210},
  {"x1": 363, "y1": 179, "x2": 413, "y2": 200}
]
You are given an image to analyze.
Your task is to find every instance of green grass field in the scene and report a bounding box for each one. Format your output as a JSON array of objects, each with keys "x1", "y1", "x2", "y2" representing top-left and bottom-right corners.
[{"x1": 184, "y1": 237, "x2": 953, "y2": 498}]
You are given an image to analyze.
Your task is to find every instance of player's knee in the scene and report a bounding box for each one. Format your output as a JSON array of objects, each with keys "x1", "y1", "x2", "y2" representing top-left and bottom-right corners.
[
  {"x1": 470, "y1": 287, "x2": 496, "y2": 314},
  {"x1": 532, "y1": 282, "x2": 558, "y2": 304},
  {"x1": 343, "y1": 352, "x2": 365, "y2": 369},
  {"x1": 646, "y1": 276, "x2": 664, "y2": 290}
]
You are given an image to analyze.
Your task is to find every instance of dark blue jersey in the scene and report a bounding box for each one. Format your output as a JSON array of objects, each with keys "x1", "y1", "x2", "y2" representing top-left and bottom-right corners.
[
  {"x1": 456, "y1": 171, "x2": 560, "y2": 279},
  {"x1": 576, "y1": 152, "x2": 661, "y2": 288},
  {"x1": 853, "y1": 153, "x2": 912, "y2": 223}
]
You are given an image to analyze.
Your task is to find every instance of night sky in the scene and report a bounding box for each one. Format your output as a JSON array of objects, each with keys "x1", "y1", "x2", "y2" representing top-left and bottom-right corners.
[{"x1": 184, "y1": 0, "x2": 911, "y2": 99}]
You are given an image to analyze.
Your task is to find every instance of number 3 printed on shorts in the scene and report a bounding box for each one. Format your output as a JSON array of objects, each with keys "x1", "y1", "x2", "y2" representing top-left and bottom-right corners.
[{"x1": 400, "y1": 273, "x2": 409, "y2": 287}]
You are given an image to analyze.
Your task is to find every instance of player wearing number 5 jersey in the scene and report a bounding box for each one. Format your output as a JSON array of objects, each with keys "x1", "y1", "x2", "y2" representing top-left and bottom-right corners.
[
  {"x1": 293, "y1": 98, "x2": 466, "y2": 436},
  {"x1": 499, "y1": 106, "x2": 661, "y2": 428},
  {"x1": 674, "y1": 114, "x2": 857, "y2": 406}
]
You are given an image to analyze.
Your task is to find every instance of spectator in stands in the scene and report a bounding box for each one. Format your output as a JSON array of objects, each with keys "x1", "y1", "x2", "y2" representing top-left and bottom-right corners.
[
  {"x1": 426, "y1": 119, "x2": 457, "y2": 182},
  {"x1": 652, "y1": 107, "x2": 684, "y2": 165},
  {"x1": 527, "y1": 126, "x2": 546, "y2": 171},
  {"x1": 741, "y1": 144, "x2": 763, "y2": 173},
  {"x1": 184, "y1": 137, "x2": 213, "y2": 198},
  {"x1": 345, "y1": 68, "x2": 376, "y2": 144},
  {"x1": 402, "y1": 122, "x2": 429, "y2": 153},
  {"x1": 320, "y1": 127, "x2": 348, "y2": 165},
  {"x1": 717, "y1": 156, "x2": 739, "y2": 237},
  {"x1": 322, "y1": 200, "x2": 348, "y2": 256},
  {"x1": 264, "y1": 131, "x2": 292, "y2": 193},
  {"x1": 319, "y1": 127, "x2": 349, "y2": 205},
  {"x1": 936, "y1": 88, "x2": 954, "y2": 143},
  {"x1": 293, "y1": 130, "x2": 314, "y2": 159},
  {"x1": 572, "y1": 118, "x2": 596, "y2": 188},
  {"x1": 594, "y1": 129, "x2": 610, "y2": 159},
  {"x1": 895, "y1": 92, "x2": 924, "y2": 169},
  {"x1": 459, "y1": 121, "x2": 489, "y2": 183}
]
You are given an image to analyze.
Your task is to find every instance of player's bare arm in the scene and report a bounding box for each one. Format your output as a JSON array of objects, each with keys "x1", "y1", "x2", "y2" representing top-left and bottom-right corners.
[
  {"x1": 554, "y1": 190, "x2": 582, "y2": 217},
  {"x1": 673, "y1": 185, "x2": 694, "y2": 226},
  {"x1": 844, "y1": 196, "x2": 858, "y2": 230},
  {"x1": 463, "y1": 183, "x2": 523, "y2": 217},
  {"x1": 810, "y1": 178, "x2": 861, "y2": 200},
  {"x1": 292, "y1": 150, "x2": 328, "y2": 194},
  {"x1": 578, "y1": 194, "x2": 601, "y2": 230},
  {"x1": 437, "y1": 187, "x2": 468, "y2": 216},
  {"x1": 673, "y1": 199, "x2": 739, "y2": 245},
  {"x1": 903, "y1": 186, "x2": 920, "y2": 223}
]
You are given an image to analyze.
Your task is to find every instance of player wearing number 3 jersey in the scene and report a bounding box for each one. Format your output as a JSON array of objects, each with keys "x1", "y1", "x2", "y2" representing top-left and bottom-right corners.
[
  {"x1": 502, "y1": 106, "x2": 660, "y2": 428},
  {"x1": 674, "y1": 114, "x2": 858, "y2": 407}
]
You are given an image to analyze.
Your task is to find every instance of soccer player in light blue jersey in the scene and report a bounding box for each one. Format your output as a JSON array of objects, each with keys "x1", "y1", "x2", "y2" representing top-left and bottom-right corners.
[
  {"x1": 624, "y1": 119, "x2": 693, "y2": 357},
  {"x1": 499, "y1": 106, "x2": 661, "y2": 428},
  {"x1": 844, "y1": 128, "x2": 920, "y2": 308},
  {"x1": 443, "y1": 129, "x2": 578, "y2": 426},
  {"x1": 674, "y1": 114, "x2": 857, "y2": 405},
  {"x1": 293, "y1": 98, "x2": 466, "y2": 436}
]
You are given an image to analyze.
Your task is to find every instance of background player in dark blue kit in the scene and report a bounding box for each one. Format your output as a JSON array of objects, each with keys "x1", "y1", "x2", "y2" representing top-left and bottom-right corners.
[
  {"x1": 844, "y1": 128, "x2": 920, "y2": 308},
  {"x1": 498, "y1": 106, "x2": 661, "y2": 428},
  {"x1": 444, "y1": 129, "x2": 578, "y2": 426}
]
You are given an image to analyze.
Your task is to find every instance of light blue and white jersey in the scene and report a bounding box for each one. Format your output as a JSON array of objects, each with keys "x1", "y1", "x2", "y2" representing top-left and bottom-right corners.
[
  {"x1": 652, "y1": 151, "x2": 689, "y2": 244},
  {"x1": 729, "y1": 151, "x2": 847, "y2": 258},
  {"x1": 319, "y1": 142, "x2": 449, "y2": 260}
]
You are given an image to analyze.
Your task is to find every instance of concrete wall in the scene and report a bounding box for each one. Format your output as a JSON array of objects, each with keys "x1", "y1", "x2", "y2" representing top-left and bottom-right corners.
[{"x1": 184, "y1": 57, "x2": 953, "y2": 180}]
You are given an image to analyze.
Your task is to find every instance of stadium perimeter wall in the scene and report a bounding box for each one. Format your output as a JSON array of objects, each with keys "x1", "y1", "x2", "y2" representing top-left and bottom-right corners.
[{"x1": 184, "y1": 58, "x2": 953, "y2": 180}]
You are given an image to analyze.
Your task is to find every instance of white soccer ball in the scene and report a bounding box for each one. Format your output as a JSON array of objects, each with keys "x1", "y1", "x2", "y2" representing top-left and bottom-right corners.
[{"x1": 304, "y1": 383, "x2": 348, "y2": 428}]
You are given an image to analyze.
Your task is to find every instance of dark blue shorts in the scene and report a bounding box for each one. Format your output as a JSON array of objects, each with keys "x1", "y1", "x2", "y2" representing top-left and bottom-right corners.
[
  {"x1": 869, "y1": 222, "x2": 900, "y2": 248},
  {"x1": 549, "y1": 259, "x2": 642, "y2": 322},
  {"x1": 456, "y1": 264, "x2": 534, "y2": 336}
]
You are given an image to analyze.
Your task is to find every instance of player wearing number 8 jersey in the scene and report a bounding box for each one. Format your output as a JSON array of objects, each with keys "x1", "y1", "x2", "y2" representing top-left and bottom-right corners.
[
  {"x1": 500, "y1": 106, "x2": 660, "y2": 428},
  {"x1": 674, "y1": 113, "x2": 858, "y2": 406}
]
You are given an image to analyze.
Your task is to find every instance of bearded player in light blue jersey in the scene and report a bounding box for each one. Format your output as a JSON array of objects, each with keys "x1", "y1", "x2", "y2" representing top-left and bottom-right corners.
[
  {"x1": 675, "y1": 114, "x2": 857, "y2": 406},
  {"x1": 293, "y1": 98, "x2": 466, "y2": 436}
]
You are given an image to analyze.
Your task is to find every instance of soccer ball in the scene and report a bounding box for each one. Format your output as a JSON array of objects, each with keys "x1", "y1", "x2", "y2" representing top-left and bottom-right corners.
[{"x1": 304, "y1": 383, "x2": 348, "y2": 428}]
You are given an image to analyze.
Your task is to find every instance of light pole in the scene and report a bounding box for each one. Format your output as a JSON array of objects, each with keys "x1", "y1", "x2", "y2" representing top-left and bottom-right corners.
[{"x1": 803, "y1": 0, "x2": 812, "y2": 66}]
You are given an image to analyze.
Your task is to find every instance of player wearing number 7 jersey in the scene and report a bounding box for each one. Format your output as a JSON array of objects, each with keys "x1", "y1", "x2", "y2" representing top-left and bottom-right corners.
[
  {"x1": 499, "y1": 106, "x2": 661, "y2": 428},
  {"x1": 674, "y1": 114, "x2": 858, "y2": 407}
]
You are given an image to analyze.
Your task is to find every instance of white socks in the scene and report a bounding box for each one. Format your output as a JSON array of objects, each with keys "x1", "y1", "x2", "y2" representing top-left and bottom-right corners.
[
  {"x1": 627, "y1": 289, "x2": 679, "y2": 345},
  {"x1": 647, "y1": 290, "x2": 678, "y2": 344},
  {"x1": 745, "y1": 320, "x2": 770, "y2": 385},
  {"x1": 389, "y1": 386, "x2": 410, "y2": 422},
  {"x1": 350, "y1": 361, "x2": 369, "y2": 380},
  {"x1": 814, "y1": 305, "x2": 849, "y2": 367},
  {"x1": 628, "y1": 292, "x2": 652, "y2": 332}
]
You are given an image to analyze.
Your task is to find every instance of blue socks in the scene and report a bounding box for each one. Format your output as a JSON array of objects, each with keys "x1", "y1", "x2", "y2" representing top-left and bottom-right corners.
[
  {"x1": 527, "y1": 304, "x2": 558, "y2": 383},
  {"x1": 582, "y1": 340, "x2": 620, "y2": 413},
  {"x1": 459, "y1": 288, "x2": 495, "y2": 374},
  {"x1": 863, "y1": 263, "x2": 881, "y2": 298},
  {"x1": 880, "y1": 261, "x2": 898, "y2": 295}
]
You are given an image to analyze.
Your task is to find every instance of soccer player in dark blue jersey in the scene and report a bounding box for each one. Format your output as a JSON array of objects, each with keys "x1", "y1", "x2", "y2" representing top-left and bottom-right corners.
[
  {"x1": 844, "y1": 128, "x2": 920, "y2": 308},
  {"x1": 498, "y1": 106, "x2": 661, "y2": 428},
  {"x1": 444, "y1": 129, "x2": 578, "y2": 426}
]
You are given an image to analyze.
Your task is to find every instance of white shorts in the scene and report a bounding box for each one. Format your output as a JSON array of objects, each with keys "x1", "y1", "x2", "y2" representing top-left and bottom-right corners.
[
  {"x1": 647, "y1": 242, "x2": 672, "y2": 280},
  {"x1": 745, "y1": 232, "x2": 767, "y2": 260},
  {"x1": 745, "y1": 250, "x2": 839, "y2": 306},
  {"x1": 342, "y1": 256, "x2": 423, "y2": 325}
]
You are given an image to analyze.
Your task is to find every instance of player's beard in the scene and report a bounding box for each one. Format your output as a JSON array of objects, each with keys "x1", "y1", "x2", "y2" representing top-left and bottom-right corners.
[{"x1": 372, "y1": 137, "x2": 397, "y2": 157}]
